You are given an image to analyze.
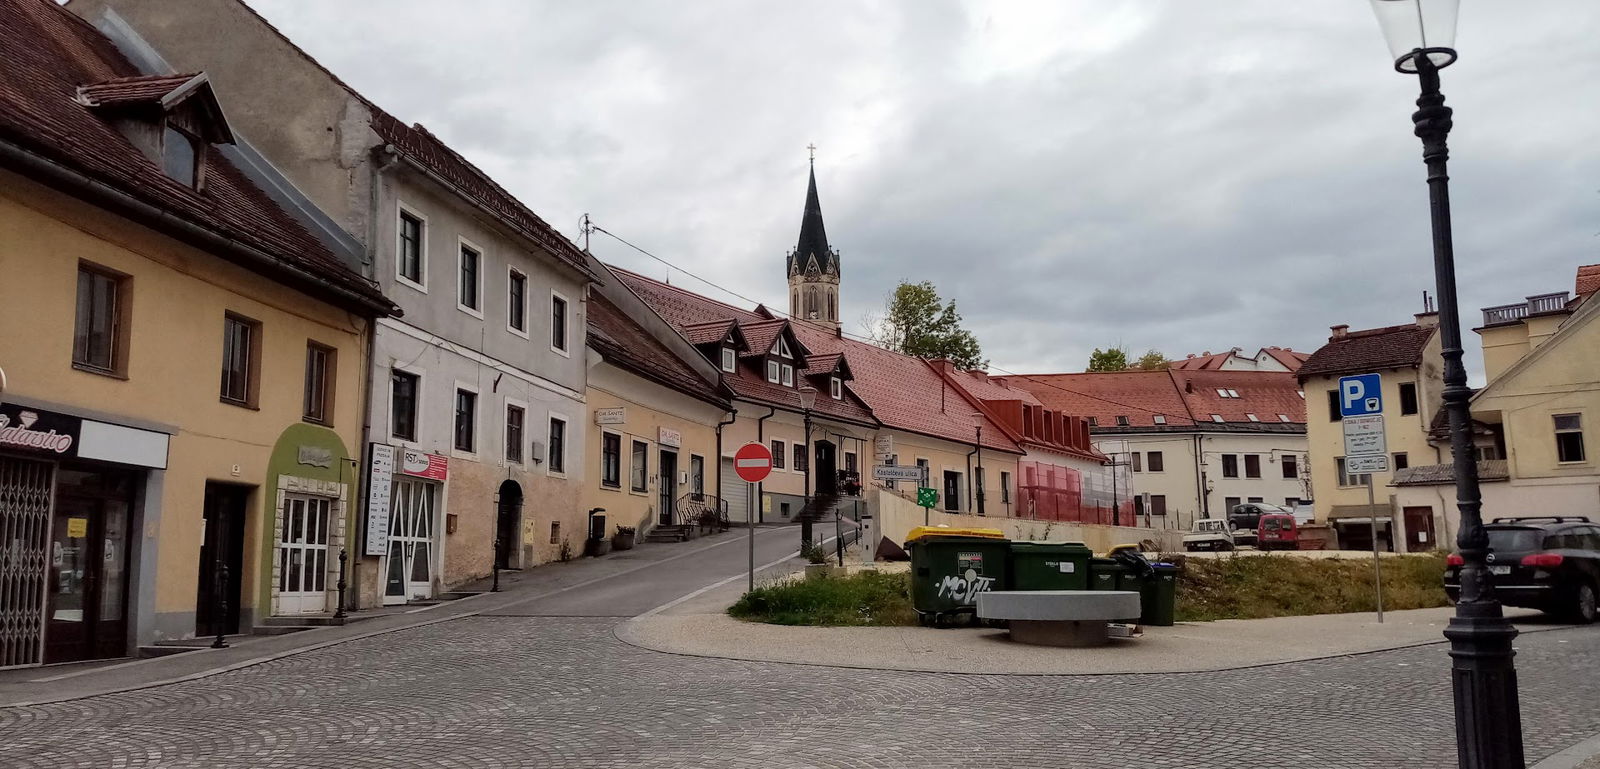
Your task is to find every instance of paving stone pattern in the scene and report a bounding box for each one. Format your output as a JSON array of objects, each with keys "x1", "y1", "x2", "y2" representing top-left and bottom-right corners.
[{"x1": 0, "y1": 618, "x2": 1595, "y2": 768}]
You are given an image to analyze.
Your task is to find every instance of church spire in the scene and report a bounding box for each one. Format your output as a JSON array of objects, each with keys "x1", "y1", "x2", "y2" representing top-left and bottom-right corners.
[{"x1": 787, "y1": 146, "x2": 841, "y2": 330}]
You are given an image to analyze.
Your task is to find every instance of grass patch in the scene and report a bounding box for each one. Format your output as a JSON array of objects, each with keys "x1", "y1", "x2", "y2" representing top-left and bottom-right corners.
[
  {"x1": 1173, "y1": 552, "x2": 1450, "y2": 622},
  {"x1": 729, "y1": 571, "x2": 917, "y2": 627},
  {"x1": 728, "y1": 553, "x2": 1451, "y2": 626}
]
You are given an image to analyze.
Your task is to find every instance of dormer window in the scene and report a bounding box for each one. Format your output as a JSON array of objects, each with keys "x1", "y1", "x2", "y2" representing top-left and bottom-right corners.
[
  {"x1": 776, "y1": 337, "x2": 793, "y2": 359},
  {"x1": 767, "y1": 360, "x2": 780, "y2": 383},
  {"x1": 1115, "y1": 415, "x2": 1130, "y2": 426},
  {"x1": 161, "y1": 125, "x2": 199, "y2": 187},
  {"x1": 781, "y1": 364, "x2": 794, "y2": 387},
  {"x1": 830, "y1": 377, "x2": 842, "y2": 399},
  {"x1": 721, "y1": 347, "x2": 736, "y2": 372},
  {"x1": 1247, "y1": 413, "x2": 1260, "y2": 422},
  {"x1": 1211, "y1": 414, "x2": 1225, "y2": 423}
]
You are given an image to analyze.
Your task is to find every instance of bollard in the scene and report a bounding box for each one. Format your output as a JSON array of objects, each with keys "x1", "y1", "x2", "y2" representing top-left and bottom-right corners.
[
  {"x1": 211, "y1": 561, "x2": 229, "y2": 649},
  {"x1": 334, "y1": 548, "x2": 348, "y2": 619},
  {"x1": 492, "y1": 537, "x2": 502, "y2": 593}
]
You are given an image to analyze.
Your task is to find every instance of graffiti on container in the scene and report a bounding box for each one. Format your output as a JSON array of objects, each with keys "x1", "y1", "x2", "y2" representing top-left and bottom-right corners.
[{"x1": 936, "y1": 569, "x2": 996, "y2": 604}]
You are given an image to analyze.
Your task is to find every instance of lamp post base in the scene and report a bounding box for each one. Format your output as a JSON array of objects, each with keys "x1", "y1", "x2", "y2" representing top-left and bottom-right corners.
[{"x1": 1445, "y1": 602, "x2": 1524, "y2": 769}]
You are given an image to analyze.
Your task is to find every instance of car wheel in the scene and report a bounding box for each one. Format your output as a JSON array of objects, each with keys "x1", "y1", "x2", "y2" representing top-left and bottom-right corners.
[
  {"x1": 1220, "y1": 542, "x2": 1235, "y2": 552},
  {"x1": 1572, "y1": 581, "x2": 1598, "y2": 625}
]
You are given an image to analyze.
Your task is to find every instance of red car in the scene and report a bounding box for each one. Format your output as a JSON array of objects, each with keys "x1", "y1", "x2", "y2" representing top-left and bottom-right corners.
[{"x1": 1257, "y1": 513, "x2": 1299, "y2": 551}]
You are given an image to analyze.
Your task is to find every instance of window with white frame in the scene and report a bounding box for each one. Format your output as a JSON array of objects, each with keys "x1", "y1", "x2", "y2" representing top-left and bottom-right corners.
[
  {"x1": 1336, "y1": 456, "x2": 1370, "y2": 487},
  {"x1": 630, "y1": 440, "x2": 648, "y2": 492},
  {"x1": 1210, "y1": 414, "x2": 1224, "y2": 423},
  {"x1": 767, "y1": 360, "x2": 780, "y2": 383},
  {"x1": 398, "y1": 208, "x2": 425, "y2": 287},
  {"x1": 457, "y1": 241, "x2": 481, "y2": 313},
  {"x1": 551, "y1": 293, "x2": 569, "y2": 353},
  {"x1": 1555, "y1": 414, "x2": 1586, "y2": 463},
  {"x1": 781, "y1": 364, "x2": 794, "y2": 387},
  {"x1": 771, "y1": 439, "x2": 786, "y2": 469},
  {"x1": 721, "y1": 347, "x2": 736, "y2": 372},
  {"x1": 830, "y1": 377, "x2": 842, "y2": 399},
  {"x1": 548, "y1": 416, "x2": 567, "y2": 473},
  {"x1": 601, "y1": 433, "x2": 622, "y2": 488},
  {"x1": 507, "y1": 268, "x2": 527, "y2": 333},
  {"x1": 505, "y1": 404, "x2": 524, "y2": 464},
  {"x1": 1152, "y1": 414, "x2": 1166, "y2": 425},
  {"x1": 454, "y1": 388, "x2": 477, "y2": 453}
]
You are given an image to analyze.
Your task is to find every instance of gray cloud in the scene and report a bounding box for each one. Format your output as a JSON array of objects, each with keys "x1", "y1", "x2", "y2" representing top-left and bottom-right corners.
[{"x1": 249, "y1": 0, "x2": 1600, "y2": 378}]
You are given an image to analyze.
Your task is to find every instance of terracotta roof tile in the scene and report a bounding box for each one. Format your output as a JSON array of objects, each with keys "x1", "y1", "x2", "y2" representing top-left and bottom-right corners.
[
  {"x1": 1171, "y1": 370, "x2": 1306, "y2": 424},
  {"x1": 613, "y1": 267, "x2": 1024, "y2": 449},
  {"x1": 1013, "y1": 371, "x2": 1194, "y2": 428},
  {"x1": 1577, "y1": 264, "x2": 1600, "y2": 297},
  {"x1": 0, "y1": 0, "x2": 390, "y2": 312},
  {"x1": 586, "y1": 293, "x2": 725, "y2": 406},
  {"x1": 75, "y1": 73, "x2": 198, "y2": 107},
  {"x1": 1170, "y1": 351, "x2": 1232, "y2": 370},
  {"x1": 737, "y1": 319, "x2": 788, "y2": 358},
  {"x1": 682, "y1": 319, "x2": 736, "y2": 345},
  {"x1": 1262, "y1": 347, "x2": 1309, "y2": 371},
  {"x1": 1392, "y1": 460, "x2": 1508, "y2": 486},
  {"x1": 1297, "y1": 324, "x2": 1436, "y2": 380}
]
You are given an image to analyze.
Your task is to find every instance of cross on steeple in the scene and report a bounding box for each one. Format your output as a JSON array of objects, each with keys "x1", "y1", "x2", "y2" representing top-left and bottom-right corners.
[{"x1": 807, "y1": 142, "x2": 816, "y2": 163}]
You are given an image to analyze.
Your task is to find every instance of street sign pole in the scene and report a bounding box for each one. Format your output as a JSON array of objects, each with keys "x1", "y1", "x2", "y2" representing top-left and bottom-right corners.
[
  {"x1": 734, "y1": 442, "x2": 774, "y2": 593},
  {"x1": 1368, "y1": 473, "x2": 1384, "y2": 622},
  {"x1": 748, "y1": 480, "x2": 755, "y2": 593}
]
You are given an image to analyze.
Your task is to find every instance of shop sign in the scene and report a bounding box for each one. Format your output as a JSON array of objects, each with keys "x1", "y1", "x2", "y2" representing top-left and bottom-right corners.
[
  {"x1": 297, "y1": 445, "x2": 334, "y2": 468},
  {"x1": 0, "y1": 404, "x2": 80, "y2": 457},
  {"x1": 658, "y1": 426, "x2": 682, "y2": 448},
  {"x1": 365, "y1": 444, "x2": 394, "y2": 556},
  {"x1": 873, "y1": 434, "x2": 893, "y2": 457},
  {"x1": 399, "y1": 447, "x2": 449, "y2": 480},
  {"x1": 594, "y1": 407, "x2": 626, "y2": 425}
]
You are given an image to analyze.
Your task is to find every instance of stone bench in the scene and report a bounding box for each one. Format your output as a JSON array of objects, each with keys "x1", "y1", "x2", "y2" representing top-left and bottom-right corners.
[{"x1": 975, "y1": 590, "x2": 1142, "y2": 648}]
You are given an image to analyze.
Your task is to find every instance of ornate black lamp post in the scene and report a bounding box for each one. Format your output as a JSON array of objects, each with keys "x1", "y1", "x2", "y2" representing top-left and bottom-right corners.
[{"x1": 1368, "y1": 2, "x2": 1523, "y2": 766}]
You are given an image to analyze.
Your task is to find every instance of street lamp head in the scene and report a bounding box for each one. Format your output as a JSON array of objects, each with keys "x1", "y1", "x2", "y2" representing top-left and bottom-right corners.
[
  {"x1": 1370, "y1": 0, "x2": 1459, "y2": 73},
  {"x1": 798, "y1": 385, "x2": 817, "y2": 412}
]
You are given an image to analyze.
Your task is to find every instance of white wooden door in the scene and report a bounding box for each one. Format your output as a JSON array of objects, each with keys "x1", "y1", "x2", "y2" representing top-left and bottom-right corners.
[{"x1": 276, "y1": 495, "x2": 330, "y2": 614}]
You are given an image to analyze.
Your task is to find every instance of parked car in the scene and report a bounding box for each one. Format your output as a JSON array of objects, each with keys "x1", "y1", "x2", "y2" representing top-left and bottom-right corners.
[
  {"x1": 1443, "y1": 516, "x2": 1599, "y2": 624},
  {"x1": 1258, "y1": 513, "x2": 1299, "y2": 551},
  {"x1": 1183, "y1": 518, "x2": 1236, "y2": 552},
  {"x1": 1228, "y1": 503, "x2": 1284, "y2": 547},
  {"x1": 1292, "y1": 500, "x2": 1315, "y2": 524}
]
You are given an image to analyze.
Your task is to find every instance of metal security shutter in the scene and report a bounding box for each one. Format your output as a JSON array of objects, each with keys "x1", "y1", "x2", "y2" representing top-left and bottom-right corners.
[
  {"x1": 0, "y1": 457, "x2": 53, "y2": 668},
  {"x1": 720, "y1": 458, "x2": 749, "y2": 524}
]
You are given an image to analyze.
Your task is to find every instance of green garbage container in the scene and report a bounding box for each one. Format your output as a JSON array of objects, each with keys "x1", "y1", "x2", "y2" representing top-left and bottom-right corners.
[
  {"x1": 1140, "y1": 562, "x2": 1179, "y2": 627},
  {"x1": 1088, "y1": 558, "x2": 1125, "y2": 591},
  {"x1": 908, "y1": 534, "x2": 1011, "y2": 626},
  {"x1": 1008, "y1": 542, "x2": 1093, "y2": 591}
]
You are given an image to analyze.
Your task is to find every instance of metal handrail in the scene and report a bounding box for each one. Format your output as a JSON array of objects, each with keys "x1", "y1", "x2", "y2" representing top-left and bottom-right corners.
[{"x1": 675, "y1": 492, "x2": 729, "y2": 530}]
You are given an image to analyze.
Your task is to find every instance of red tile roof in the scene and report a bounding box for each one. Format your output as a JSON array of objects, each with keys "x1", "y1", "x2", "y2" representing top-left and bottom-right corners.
[
  {"x1": 0, "y1": 0, "x2": 391, "y2": 314},
  {"x1": 1577, "y1": 264, "x2": 1600, "y2": 297},
  {"x1": 1169, "y1": 351, "x2": 1232, "y2": 370},
  {"x1": 681, "y1": 319, "x2": 737, "y2": 346},
  {"x1": 75, "y1": 73, "x2": 198, "y2": 107},
  {"x1": 1010, "y1": 370, "x2": 1306, "y2": 429},
  {"x1": 369, "y1": 111, "x2": 594, "y2": 279},
  {"x1": 736, "y1": 319, "x2": 789, "y2": 358},
  {"x1": 1297, "y1": 323, "x2": 1436, "y2": 380},
  {"x1": 613, "y1": 267, "x2": 1021, "y2": 450},
  {"x1": 586, "y1": 292, "x2": 727, "y2": 407},
  {"x1": 1171, "y1": 370, "x2": 1306, "y2": 424},
  {"x1": 1013, "y1": 371, "x2": 1195, "y2": 428},
  {"x1": 1262, "y1": 347, "x2": 1310, "y2": 371}
]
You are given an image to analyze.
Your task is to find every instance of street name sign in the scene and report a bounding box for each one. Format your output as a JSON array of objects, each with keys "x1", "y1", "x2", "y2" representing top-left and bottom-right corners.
[
  {"x1": 734, "y1": 442, "x2": 773, "y2": 483},
  {"x1": 1345, "y1": 454, "x2": 1391, "y2": 474},
  {"x1": 872, "y1": 465, "x2": 923, "y2": 482}
]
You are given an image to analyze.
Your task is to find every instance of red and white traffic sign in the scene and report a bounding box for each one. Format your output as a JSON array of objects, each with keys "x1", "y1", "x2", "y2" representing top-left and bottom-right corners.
[{"x1": 734, "y1": 442, "x2": 773, "y2": 483}]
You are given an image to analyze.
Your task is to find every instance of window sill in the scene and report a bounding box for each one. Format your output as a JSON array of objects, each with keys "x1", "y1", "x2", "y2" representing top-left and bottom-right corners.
[
  {"x1": 551, "y1": 345, "x2": 572, "y2": 359},
  {"x1": 547, "y1": 470, "x2": 568, "y2": 479},
  {"x1": 302, "y1": 417, "x2": 332, "y2": 428},
  {"x1": 220, "y1": 397, "x2": 259, "y2": 411},
  {"x1": 71, "y1": 363, "x2": 127, "y2": 380},
  {"x1": 600, "y1": 483, "x2": 622, "y2": 492},
  {"x1": 396, "y1": 276, "x2": 428, "y2": 295},
  {"x1": 457, "y1": 304, "x2": 485, "y2": 320}
]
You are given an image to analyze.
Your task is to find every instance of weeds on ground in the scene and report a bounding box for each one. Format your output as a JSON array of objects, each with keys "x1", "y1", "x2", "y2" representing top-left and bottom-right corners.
[
  {"x1": 729, "y1": 570, "x2": 917, "y2": 626},
  {"x1": 1172, "y1": 551, "x2": 1449, "y2": 622}
]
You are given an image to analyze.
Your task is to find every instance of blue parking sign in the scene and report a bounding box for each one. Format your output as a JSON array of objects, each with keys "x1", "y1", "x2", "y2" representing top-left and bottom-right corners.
[{"x1": 1338, "y1": 373, "x2": 1383, "y2": 417}]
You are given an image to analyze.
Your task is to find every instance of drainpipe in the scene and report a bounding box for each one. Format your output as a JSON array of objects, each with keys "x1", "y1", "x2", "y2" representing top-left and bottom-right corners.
[
  {"x1": 965, "y1": 446, "x2": 977, "y2": 514},
  {"x1": 1195, "y1": 435, "x2": 1208, "y2": 518},
  {"x1": 715, "y1": 408, "x2": 737, "y2": 520},
  {"x1": 755, "y1": 407, "x2": 776, "y2": 524}
]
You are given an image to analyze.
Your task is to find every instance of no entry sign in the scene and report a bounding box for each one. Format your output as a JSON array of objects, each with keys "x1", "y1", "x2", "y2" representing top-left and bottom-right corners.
[{"x1": 734, "y1": 442, "x2": 773, "y2": 483}]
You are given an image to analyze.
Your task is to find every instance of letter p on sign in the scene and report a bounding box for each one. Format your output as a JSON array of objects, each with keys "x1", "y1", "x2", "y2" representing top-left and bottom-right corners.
[{"x1": 1338, "y1": 373, "x2": 1383, "y2": 418}]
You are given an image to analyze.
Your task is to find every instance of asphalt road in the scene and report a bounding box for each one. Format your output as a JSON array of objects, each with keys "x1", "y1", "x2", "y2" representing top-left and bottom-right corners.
[{"x1": 1, "y1": 525, "x2": 1596, "y2": 769}]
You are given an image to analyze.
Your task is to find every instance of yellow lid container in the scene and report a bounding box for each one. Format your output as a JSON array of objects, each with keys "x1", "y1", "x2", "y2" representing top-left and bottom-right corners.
[{"x1": 905, "y1": 525, "x2": 1006, "y2": 542}]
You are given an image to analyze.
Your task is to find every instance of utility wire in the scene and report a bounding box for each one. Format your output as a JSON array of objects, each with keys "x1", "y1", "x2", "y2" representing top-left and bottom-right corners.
[{"x1": 588, "y1": 222, "x2": 1308, "y2": 429}]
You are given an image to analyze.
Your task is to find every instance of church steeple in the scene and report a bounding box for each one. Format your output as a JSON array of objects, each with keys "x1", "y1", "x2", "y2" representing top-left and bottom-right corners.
[{"x1": 788, "y1": 147, "x2": 841, "y2": 330}]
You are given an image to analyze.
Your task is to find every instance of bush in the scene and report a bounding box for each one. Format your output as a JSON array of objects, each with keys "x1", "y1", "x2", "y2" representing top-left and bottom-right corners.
[
  {"x1": 730, "y1": 570, "x2": 916, "y2": 626},
  {"x1": 1174, "y1": 552, "x2": 1449, "y2": 622}
]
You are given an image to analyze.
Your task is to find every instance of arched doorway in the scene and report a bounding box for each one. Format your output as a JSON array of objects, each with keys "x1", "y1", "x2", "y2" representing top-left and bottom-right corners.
[{"x1": 496, "y1": 480, "x2": 522, "y2": 570}]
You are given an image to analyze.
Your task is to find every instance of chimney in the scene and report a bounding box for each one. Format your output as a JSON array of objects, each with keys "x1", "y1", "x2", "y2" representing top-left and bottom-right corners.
[
  {"x1": 967, "y1": 369, "x2": 988, "y2": 382},
  {"x1": 1414, "y1": 311, "x2": 1439, "y2": 329},
  {"x1": 835, "y1": 326, "x2": 843, "y2": 338},
  {"x1": 931, "y1": 358, "x2": 956, "y2": 374},
  {"x1": 1330, "y1": 324, "x2": 1349, "y2": 339},
  {"x1": 1184, "y1": 379, "x2": 1193, "y2": 394}
]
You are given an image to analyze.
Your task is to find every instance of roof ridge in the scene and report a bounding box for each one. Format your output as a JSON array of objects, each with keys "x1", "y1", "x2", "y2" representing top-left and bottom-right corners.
[
  {"x1": 1341, "y1": 322, "x2": 1421, "y2": 339},
  {"x1": 609, "y1": 264, "x2": 768, "y2": 319}
]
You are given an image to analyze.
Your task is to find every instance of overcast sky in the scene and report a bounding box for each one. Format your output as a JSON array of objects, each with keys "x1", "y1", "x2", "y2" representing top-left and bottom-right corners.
[{"x1": 250, "y1": 0, "x2": 1599, "y2": 377}]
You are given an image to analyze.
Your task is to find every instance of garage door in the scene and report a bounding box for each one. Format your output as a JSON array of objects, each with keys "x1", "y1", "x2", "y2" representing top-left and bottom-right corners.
[{"x1": 720, "y1": 457, "x2": 750, "y2": 524}]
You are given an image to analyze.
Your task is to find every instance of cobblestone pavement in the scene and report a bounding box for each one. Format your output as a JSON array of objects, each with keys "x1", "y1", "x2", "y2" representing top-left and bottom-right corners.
[{"x1": 0, "y1": 617, "x2": 1596, "y2": 768}]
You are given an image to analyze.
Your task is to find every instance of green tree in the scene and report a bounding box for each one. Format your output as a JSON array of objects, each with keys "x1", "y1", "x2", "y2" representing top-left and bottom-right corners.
[
  {"x1": 1086, "y1": 346, "x2": 1130, "y2": 372},
  {"x1": 871, "y1": 280, "x2": 987, "y2": 370},
  {"x1": 1135, "y1": 349, "x2": 1169, "y2": 370}
]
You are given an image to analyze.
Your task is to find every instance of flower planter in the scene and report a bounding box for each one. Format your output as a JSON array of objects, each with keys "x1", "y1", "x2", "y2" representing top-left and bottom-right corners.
[
  {"x1": 612, "y1": 530, "x2": 637, "y2": 551},
  {"x1": 584, "y1": 538, "x2": 612, "y2": 558}
]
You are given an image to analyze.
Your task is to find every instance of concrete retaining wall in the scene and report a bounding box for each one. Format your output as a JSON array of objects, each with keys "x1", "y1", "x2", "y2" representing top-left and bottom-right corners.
[{"x1": 869, "y1": 488, "x2": 1184, "y2": 553}]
